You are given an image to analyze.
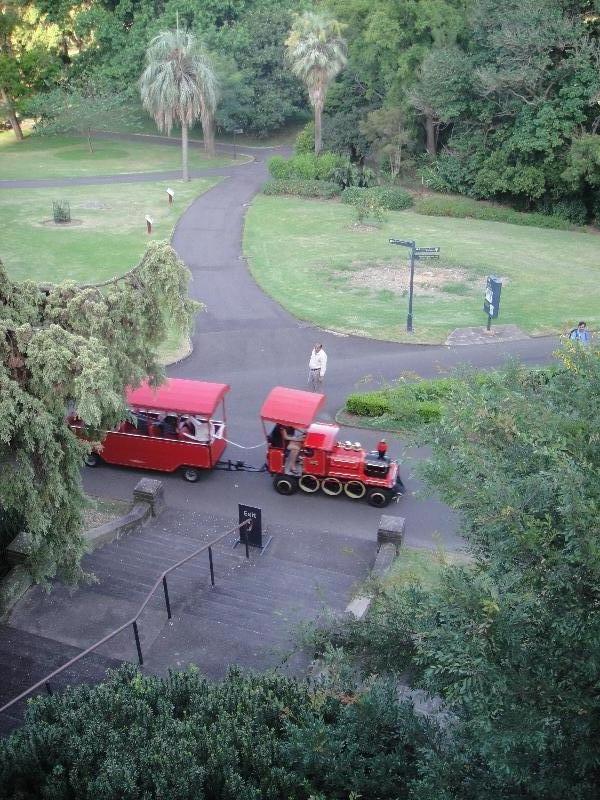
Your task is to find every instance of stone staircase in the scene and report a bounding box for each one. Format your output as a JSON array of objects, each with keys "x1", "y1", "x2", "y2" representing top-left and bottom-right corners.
[{"x1": 0, "y1": 507, "x2": 375, "y2": 735}]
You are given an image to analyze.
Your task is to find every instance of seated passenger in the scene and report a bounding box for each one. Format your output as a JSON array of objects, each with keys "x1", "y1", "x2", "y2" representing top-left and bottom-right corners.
[
  {"x1": 177, "y1": 416, "x2": 196, "y2": 440},
  {"x1": 191, "y1": 417, "x2": 212, "y2": 443},
  {"x1": 282, "y1": 426, "x2": 305, "y2": 475},
  {"x1": 268, "y1": 423, "x2": 284, "y2": 449},
  {"x1": 177, "y1": 415, "x2": 212, "y2": 443}
]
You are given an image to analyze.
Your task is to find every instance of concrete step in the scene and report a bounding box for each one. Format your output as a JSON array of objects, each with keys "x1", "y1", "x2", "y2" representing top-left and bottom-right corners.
[{"x1": 0, "y1": 625, "x2": 121, "y2": 737}]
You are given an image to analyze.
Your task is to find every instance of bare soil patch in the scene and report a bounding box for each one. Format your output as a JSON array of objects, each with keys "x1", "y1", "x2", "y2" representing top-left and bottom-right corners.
[{"x1": 343, "y1": 261, "x2": 475, "y2": 296}]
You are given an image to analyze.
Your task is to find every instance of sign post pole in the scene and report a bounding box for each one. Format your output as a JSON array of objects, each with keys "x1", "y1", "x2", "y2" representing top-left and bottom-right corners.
[
  {"x1": 483, "y1": 276, "x2": 502, "y2": 333},
  {"x1": 389, "y1": 240, "x2": 440, "y2": 333},
  {"x1": 407, "y1": 243, "x2": 415, "y2": 333}
]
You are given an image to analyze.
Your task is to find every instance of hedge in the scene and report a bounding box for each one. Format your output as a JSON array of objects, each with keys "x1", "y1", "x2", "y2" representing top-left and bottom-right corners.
[
  {"x1": 267, "y1": 152, "x2": 346, "y2": 182},
  {"x1": 344, "y1": 369, "x2": 561, "y2": 430},
  {"x1": 341, "y1": 186, "x2": 414, "y2": 210},
  {"x1": 414, "y1": 195, "x2": 575, "y2": 230},
  {"x1": 346, "y1": 392, "x2": 391, "y2": 417},
  {"x1": 262, "y1": 179, "x2": 341, "y2": 199}
]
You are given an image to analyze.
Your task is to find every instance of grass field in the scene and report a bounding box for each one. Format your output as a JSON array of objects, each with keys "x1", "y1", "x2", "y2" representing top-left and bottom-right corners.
[
  {"x1": 244, "y1": 196, "x2": 600, "y2": 343},
  {"x1": 0, "y1": 178, "x2": 220, "y2": 283},
  {"x1": 0, "y1": 132, "x2": 247, "y2": 180},
  {"x1": 381, "y1": 547, "x2": 472, "y2": 591}
]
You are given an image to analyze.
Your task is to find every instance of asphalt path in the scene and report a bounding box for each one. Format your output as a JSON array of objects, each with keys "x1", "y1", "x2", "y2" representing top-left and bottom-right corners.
[
  {"x1": 75, "y1": 135, "x2": 557, "y2": 552},
  {"x1": 4, "y1": 133, "x2": 558, "y2": 551}
]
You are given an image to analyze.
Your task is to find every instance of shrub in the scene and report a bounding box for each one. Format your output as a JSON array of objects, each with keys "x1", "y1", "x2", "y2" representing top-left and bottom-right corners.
[
  {"x1": 346, "y1": 393, "x2": 391, "y2": 417},
  {"x1": 295, "y1": 120, "x2": 315, "y2": 154},
  {"x1": 414, "y1": 196, "x2": 574, "y2": 230},
  {"x1": 267, "y1": 152, "x2": 346, "y2": 182},
  {"x1": 267, "y1": 155, "x2": 289, "y2": 179},
  {"x1": 262, "y1": 179, "x2": 340, "y2": 199},
  {"x1": 341, "y1": 186, "x2": 413, "y2": 210},
  {"x1": 332, "y1": 162, "x2": 376, "y2": 189},
  {"x1": 548, "y1": 198, "x2": 588, "y2": 226},
  {"x1": 592, "y1": 190, "x2": 600, "y2": 223},
  {"x1": 354, "y1": 193, "x2": 386, "y2": 224},
  {"x1": 0, "y1": 663, "x2": 429, "y2": 800}
]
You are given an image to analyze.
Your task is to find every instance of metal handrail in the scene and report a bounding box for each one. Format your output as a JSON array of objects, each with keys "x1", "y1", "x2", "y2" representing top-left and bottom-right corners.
[{"x1": 0, "y1": 519, "x2": 252, "y2": 716}]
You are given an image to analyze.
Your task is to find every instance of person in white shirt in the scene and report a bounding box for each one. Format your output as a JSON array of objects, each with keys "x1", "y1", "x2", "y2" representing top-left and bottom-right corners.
[{"x1": 308, "y1": 343, "x2": 327, "y2": 391}]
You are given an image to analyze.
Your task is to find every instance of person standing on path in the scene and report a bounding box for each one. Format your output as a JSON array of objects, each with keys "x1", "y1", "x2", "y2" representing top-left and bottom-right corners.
[{"x1": 308, "y1": 343, "x2": 327, "y2": 391}]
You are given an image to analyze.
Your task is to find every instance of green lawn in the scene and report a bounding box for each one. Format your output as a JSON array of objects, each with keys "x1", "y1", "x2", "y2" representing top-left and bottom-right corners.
[
  {"x1": 382, "y1": 547, "x2": 472, "y2": 591},
  {"x1": 244, "y1": 196, "x2": 600, "y2": 343},
  {"x1": 0, "y1": 132, "x2": 247, "y2": 180},
  {"x1": 0, "y1": 178, "x2": 220, "y2": 284}
]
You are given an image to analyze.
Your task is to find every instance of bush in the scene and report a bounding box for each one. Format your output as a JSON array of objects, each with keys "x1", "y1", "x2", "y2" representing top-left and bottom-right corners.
[
  {"x1": 344, "y1": 370, "x2": 559, "y2": 431},
  {"x1": 346, "y1": 393, "x2": 391, "y2": 417},
  {"x1": 341, "y1": 186, "x2": 413, "y2": 210},
  {"x1": 354, "y1": 194, "x2": 387, "y2": 224},
  {"x1": 267, "y1": 152, "x2": 346, "y2": 182},
  {"x1": 592, "y1": 191, "x2": 600, "y2": 223},
  {"x1": 0, "y1": 663, "x2": 429, "y2": 800},
  {"x1": 414, "y1": 195, "x2": 574, "y2": 230},
  {"x1": 262, "y1": 179, "x2": 341, "y2": 199},
  {"x1": 548, "y1": 198, "x2": 588, "y2": 226},
  {"x1": 295, "y1": 120, "x2": 315, "y2": 154}
]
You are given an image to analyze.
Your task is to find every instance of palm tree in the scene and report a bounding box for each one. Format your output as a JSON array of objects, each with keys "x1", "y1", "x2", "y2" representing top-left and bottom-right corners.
[
  {"x1": 285, "y1": 11, "x2": 347, "y2": 155},
  {"x1": 140, "y1": 29, "x2": 219, "y2": 180}
]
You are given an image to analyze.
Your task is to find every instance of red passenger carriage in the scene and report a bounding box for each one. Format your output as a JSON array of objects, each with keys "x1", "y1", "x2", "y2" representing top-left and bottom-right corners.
[{"x1": 71, "y1": 378, "x2": 229, "y2": 482}]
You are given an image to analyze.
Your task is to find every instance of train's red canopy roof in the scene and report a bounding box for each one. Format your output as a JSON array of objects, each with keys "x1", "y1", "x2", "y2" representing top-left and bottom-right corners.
[
  {"x1": 260, "y1": 386, "x2": 325, "y2": 428},
  {"x1": 126, "y1": 379, "x2": 230, "y2": 416}
]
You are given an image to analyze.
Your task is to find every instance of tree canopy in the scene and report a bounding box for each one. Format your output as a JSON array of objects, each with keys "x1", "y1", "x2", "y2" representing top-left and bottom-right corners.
[
  {"x1": 315, "y1": 346, "x2": 600, "y2": 799},
  {"x1": 140, "y1": 28, "x2": 219, "y2": 174},
  {"x1": 0, "y1": 241, "x2": 197, "y2": 583}
]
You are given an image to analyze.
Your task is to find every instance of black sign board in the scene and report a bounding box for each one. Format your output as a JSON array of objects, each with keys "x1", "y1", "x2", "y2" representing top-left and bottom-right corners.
[
  {"x1": 414, "y1": 254, "x2": 440, "y2": 260},
  {"x1": 483, "y1": 276, "x2": 502, "y2": 319},
  {"x1": 238, "y1": 504, "x2": 263, "y2": 547}
]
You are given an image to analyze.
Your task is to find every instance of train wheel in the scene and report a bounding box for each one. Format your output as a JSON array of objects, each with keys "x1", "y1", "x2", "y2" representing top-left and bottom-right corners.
[
  {"x1": 322, "y1": 477, "x2": 343, "y2": 496},
  {"x1": 84, "y1": 452, "x2": 101, "y2": 467},
  {"x1": 273, "y1": 475, "x2": 299, "y2": 495},
  {"x1": 344, "y1": 480, "x2": 366, "y2": 500},
  {"x1": 182, "y1": 467, "x2": 201, "y2": 483},
  {"x1": 299, "y1": 474, "x2": 320, "y2": 493},
  {"x1": 367, "y1": 487, "x2": 393, "y2": 508}
]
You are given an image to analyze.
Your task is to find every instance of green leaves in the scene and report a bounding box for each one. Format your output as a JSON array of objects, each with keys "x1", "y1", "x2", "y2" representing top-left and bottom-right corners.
[{"x1": 0, "y1": 240, "x2": 197, "y2": 583}]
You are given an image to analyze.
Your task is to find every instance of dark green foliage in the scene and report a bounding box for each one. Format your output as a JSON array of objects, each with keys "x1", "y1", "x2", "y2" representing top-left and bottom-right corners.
[
  {"x1": 345, "y1": 392, "x2": 391, "y2": 417},
  {"x1": 415, "y1": 0, "x2": 600, "y2": 212},
  {"x1": 345, "y1": 377, "x2": 454, "y2": 427},
  {"x1": 0, "y1": 663, "x2": 430, "y2": 800},
  {"x1": 332, "y1": 352, "x2": 600, "y2": 799},
  {"x1": 414, "y1": 195, "x2": 575, "y2": 230},
  {"x1": 0, "y1": 242, "x2": 196, "y2": 583},
  {"x1": 537, "y1": 196, "x2": 589, "y2": 226},
  {"x1": 262, "y1": 179, "x2": 340, "y2": 199},
  {"x1": 267, "y1": 152, "x2": 347, "y2": 182},
  {"x1": 342, "y1": 186, "x2": 413, "y2": 210},
  {"x1": 294, "y1": 119, "x2": 314, "y2": 154}
]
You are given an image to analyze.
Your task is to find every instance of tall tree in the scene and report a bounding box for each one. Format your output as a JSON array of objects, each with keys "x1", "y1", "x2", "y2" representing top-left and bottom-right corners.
[
  {"x1": 285, "y1": 10, "x2": 347, "y2": 154},
  {"x1": 0, "y1": 1, "x2": 60, "y2": 140},
  {"x1": 0, "y1": 241, "x2": 197, "y2": 583},
  {"x1": 140, "y1": 28, "x2": 219, "y2": 178}
]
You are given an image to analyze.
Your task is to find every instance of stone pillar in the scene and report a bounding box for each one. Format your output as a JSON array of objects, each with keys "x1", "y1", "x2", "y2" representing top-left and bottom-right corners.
[
  {"x1": 377, "y1": 515, "x2": 405, "y2": 554},
  {"x1": 133, "y1": 478, "x2": 165, "y2": 517}
]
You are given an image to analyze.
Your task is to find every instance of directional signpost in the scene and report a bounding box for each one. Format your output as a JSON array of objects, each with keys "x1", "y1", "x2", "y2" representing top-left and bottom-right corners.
[
  {"x1": 483, "y1": 275, "x2": 502, "y2": 331},
  {"x1": 389, "y1": 239, "x2": 441, "y2": 332}
]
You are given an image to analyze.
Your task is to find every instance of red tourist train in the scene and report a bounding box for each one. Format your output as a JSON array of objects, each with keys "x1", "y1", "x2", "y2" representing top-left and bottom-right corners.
[{"x1": 71, "y1": 378, "x2": 404, "y2": 508}]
